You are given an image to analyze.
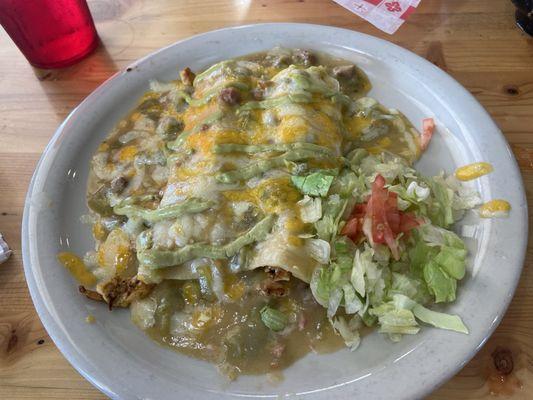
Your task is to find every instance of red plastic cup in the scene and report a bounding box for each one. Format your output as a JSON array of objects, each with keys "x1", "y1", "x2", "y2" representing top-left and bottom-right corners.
[{"x1": 0, "y1": 0, "x2": 98, "y2": 69}]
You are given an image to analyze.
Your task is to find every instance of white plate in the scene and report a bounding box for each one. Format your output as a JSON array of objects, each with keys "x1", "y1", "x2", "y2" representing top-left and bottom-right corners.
[{"x1": 22, "y1": 23, "x2": 528, "y2": 400}]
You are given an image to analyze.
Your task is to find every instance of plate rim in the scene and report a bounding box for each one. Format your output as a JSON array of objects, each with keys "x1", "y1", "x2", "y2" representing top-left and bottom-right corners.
[{"x1": 21, "y1": 22, "x2": 529, "y2": 400}]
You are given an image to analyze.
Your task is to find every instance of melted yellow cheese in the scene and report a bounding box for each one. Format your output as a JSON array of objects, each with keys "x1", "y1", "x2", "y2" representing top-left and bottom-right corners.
[
  {"x1": 117, "y1": 145, "x2": 138, "y2": 162},
  {"x1": 274, "y1": 106, "x2": 341, "y2": 150},
  {"x1": 97, "y1": 142, "x2": 109, "y2": 152},
  {"x1": 184, "y1": 130, "x2": 246, "y2": 156},
  {"x1": 97, "y1": 229, "x2": 133, "y2": 274},
  {"x1": 455, "y1": 162, "x2": 493, "y2": 181},
  {"x1": 285, "y1": 215, "x2": 306, "y2": 247},
  {"x1": 277, "y1": 116, "x2": 311, "y2": 143},
  {"x1": 181, "y1": 102, "x2": 219, "y2": 131},
  {"x1": 479, "y1": 199, "x2": 511, "y2": 218},
  {"x1": 365, "y1": 137, "x2": 392, "y2": 155},
  {"x1": 344, "y1": 115, "x2": 371, "y2": 140},
  {"x1": 92, "y1": 222, "x2": 107, "y2": 241},
  {"x1": 57, "y1": 252, "x2": 96, "y2": 286},
  {"x1": 223, "y1": 177, "x2": 301, "y2": 215},
  {"x1": 130, "y1": 112, "x2": 142, "y2": 122},
  {"x1": 248, "y1": 110, "x2": 269, "y2": 143}
]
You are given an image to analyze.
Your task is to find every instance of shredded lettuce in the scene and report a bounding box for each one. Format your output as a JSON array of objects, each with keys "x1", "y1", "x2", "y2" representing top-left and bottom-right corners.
[
  {"x1": 329, "y1": 169, "x2": 363, "y2": 199},
  {"x1": 306, "y1": 238, "x2": 331, "y2": 264},
  {"x1": 359, "y1": 154, "x2": 417, "y2": 183},
  {"x1": 425, "y1": 176, "x2": 455, "y2": 228},
  {"x1": 297, "y1": 195, "x2": 322, "y2": 223},
  {"x1": 327, "y1": 287, "x2": 343, "y2": 317},
  {"x1": 310, "y1": 266, "x2": 333, "y2": 308},
  {"x1": 412, "y1": 303, "x2": 468, "y2": 334},
  {"x1": 433, "y1": 246, "x2": 467, "y2": 280},
  {"x1": 343, "y1": 283, "x2": 364, "y2": 314},
  {"x1": 444, "y1": 175, "x2": 482, "y2": 212},
  {"x1": 370, "y1": 303, "x2": 420, "y2": 335},
  {"x1": 350, "y1": 249, "x2": 368, "y2": 297},
  {"x1": 423, "y1": 174, "x2": 481, "y2": 228},
  {"x1": 309, "y1": 154, "x2": 478, "y2": 347},
  {"x1": 315, "y1": 194, "x2": 347, "y2": 242},
  {"x1": 423, "y1": 260, "x2": 457, "y2": 303},
  {"x1": 408, "y1": 226, "x2": 467, "y2": 303},
  {"x1": 331, "y1": 316, "x2": 361, "y2": 350},
  {"x1": 389, "y1": 272, "x2": 419, "y2": 300},
  {"x1": 391, "y1": 294, "x2": 468, "y2": 334},
  {"x1": 407, "y1": 181, "x2": 430, "y2": 201}
]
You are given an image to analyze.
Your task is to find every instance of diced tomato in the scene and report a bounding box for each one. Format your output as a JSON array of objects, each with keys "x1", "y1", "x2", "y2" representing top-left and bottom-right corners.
[
  {"x1": 373, "y1": 174, "x2": 386, "y2": 190},
  {"x1": 420, "y1": 118, "x2": 435, "y2": 151},
  {"x1": 341, "y1": 174, "x2": 423, "y2": 259},
  {"x1": 365, "y1": 174, "x2": 397, "y2": 256},
  {"x1": 386, "y1": 211, "x2": 401, "y2": 233},
  {"x1": 341, "y1": 218, "x2": 359, "y2": 240},
  {"x1": 352, "y1": 203, "x2": 367, "y2": 215},
  {"x1": 341, "y1": 204, "x2": 366, "y2": 242}
]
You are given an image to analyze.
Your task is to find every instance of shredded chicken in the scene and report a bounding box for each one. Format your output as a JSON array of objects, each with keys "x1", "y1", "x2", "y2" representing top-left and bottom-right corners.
[
  {"x1": 259, "y1": 267, "x2": 291, "y2": 297},
  {"x1": 219, "y1": 87, "x2": 241, "y2": 105},
  {"x1": 180, "y1": 67, "x2": 195, "y2": 86},
  {"x1": 79, "y1": 285, "x2": 104, "y2": 302},
  {"x1": 99, "y1": 276, "x2": 155, "y2": 310}
]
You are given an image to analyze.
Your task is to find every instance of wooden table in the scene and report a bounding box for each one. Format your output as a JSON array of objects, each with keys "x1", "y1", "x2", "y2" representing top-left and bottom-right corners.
[{"x1": 1, "y1": 0, "x2": 532, "y2": 398}]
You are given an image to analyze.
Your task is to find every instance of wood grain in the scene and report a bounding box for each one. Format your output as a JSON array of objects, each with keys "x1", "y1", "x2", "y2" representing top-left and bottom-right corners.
[{"x1": 1, "y1": 0, "x2": 532, "y2": 398}]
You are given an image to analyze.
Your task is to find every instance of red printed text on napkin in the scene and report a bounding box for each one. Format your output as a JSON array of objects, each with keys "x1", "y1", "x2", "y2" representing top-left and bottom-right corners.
[{"x1": 333, "y1": 0, "x2": 421, "y2": 34}]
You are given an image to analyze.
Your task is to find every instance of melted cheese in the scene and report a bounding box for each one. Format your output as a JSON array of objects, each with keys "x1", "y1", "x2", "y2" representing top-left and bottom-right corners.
[
  {"x1": 117, "y1": 145, "x2": 138, "y2": 162},
  {"x1": 181, "y1": 102, "x2": 219, "y2": 132},
  {"x1": 479, "y1": 199, "x2": 511, "y2": 218},
  {"x1": 57, "y1": 252, "x2": 96, "y2": 286},
  {"x1": 223, "y1": 177, "x2": 301, "y2": 216},
  {"x1": 184, "y1": 130, "x2": 246, "y2": 156},
  {"x1": 97, "y1": 229, "x2": 133, "y2": 275},
  {"x1": 455, "y1": 162, "x2": 493, "y2": 181}
]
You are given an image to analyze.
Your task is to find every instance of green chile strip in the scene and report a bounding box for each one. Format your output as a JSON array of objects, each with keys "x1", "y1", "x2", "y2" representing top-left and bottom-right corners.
[
  {"x1": 213, "y1": 142, "x2": 334, "y2": 156},
  {"x1": 291, "y1": 74, "x2": 336, "y2": 96},
  {"x1": 114, "y1": 193, "x2": 160, "y2": 207},
  {"x1": 192, "y1": 61, "x2": 229, "y2": 85},
  {"x1": 138, "y1": 214, "x2": 275, "y2": 269},
  {"x1": 215, "y1": 148, "x2": 330, "y2": 184},
  {"x1": 113, "y1": 198, "x2": 213, "y2": 223},
  {"x1": 238, "y1": 92, "x2": 313, "y2": 112}
]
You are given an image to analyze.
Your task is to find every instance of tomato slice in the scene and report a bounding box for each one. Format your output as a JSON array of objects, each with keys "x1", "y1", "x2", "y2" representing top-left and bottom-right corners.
[
  {"x1": 420, "y1": 118, "x2": 435, "y2": 151},
  {"x1": 341, "y1": 174, "x2": 423, "y2": 259}
]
